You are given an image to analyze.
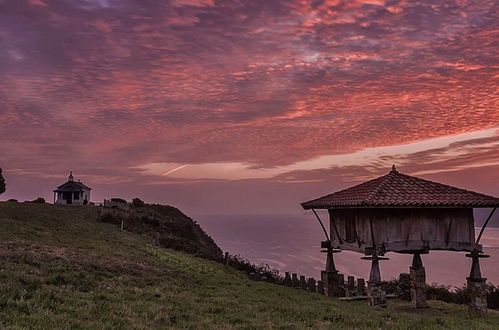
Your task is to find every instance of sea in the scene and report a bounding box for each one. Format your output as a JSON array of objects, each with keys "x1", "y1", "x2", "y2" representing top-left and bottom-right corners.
[{"x1": 195, "y1": 214, "x2": 499, "y2": 288}]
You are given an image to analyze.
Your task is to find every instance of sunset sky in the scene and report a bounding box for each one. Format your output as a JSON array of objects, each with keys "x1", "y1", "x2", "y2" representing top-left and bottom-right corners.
[{"x1": 1, "y1": 0, "x2": 498, "y2": 215}]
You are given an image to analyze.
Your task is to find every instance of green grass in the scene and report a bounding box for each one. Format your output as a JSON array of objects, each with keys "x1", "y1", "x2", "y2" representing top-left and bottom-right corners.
[{"x1": 1, "y1": 202, "x2": 498, "y2": 329}]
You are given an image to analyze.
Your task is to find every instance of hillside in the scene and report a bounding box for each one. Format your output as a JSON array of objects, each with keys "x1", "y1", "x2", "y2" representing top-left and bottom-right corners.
[
  {"x1": 98, "y1": 202, "x2": 223, "y2": 261},
  {"x1": 1, "y1": 202, "x2": 499, "y2": 329}
]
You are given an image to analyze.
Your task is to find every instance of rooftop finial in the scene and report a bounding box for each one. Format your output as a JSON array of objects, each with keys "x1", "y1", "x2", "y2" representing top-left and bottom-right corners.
[
  {"x1": 68, "y1": 171, "x2": 74, "y2": 181},
  {"x1": 391, "y1": 164, "x2": 398, "y2": 173}
]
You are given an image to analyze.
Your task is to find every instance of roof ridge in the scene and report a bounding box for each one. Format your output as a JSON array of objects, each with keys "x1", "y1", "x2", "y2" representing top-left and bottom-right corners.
[{"x1": 363, "y1": 171, "x2": 393, "y2": 204}]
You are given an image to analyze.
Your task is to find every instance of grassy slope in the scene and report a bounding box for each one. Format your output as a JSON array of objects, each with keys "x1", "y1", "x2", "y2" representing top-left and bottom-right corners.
[{"x1": 1, "y1": 202, "x2": 498, "y2": 329}]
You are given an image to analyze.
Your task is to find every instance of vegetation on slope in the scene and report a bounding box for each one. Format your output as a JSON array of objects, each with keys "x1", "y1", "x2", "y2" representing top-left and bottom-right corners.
[
  {"x1": 1, "y1": 202, "x2": 499, "y2": 329},
  {"x1": 98, "y1": 202, "x2": 223, "y2": 261}
]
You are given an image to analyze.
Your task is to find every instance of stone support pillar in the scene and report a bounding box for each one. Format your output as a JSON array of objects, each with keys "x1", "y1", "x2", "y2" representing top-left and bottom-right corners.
[
  {"x1": 410, "y1": 253, "x2": 427, "y2": 309},
  {"x1": 367, "y1": 283, "x2": 386, "y2": 307},
  {"x1": 362, "y1": 254, "x2": 388, "y2": 307},
  {"x1": 466, "y1": 251, "x2": 489, "y2": 314},
  {"x1": 320, "y1": 240, "x2": 342, "y2": 297},
  {"x1": 284, "y1": 272, "x2": 292, "y2": 287},
  {"x1": 321, "y1": 270, "x2": 340, "y2": 297}
]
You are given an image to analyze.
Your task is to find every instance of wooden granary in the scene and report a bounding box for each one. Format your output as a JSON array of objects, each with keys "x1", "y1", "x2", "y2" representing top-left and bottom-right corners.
[{"x1": 301, "y1": 166, "x2": 499, "y2": 311}]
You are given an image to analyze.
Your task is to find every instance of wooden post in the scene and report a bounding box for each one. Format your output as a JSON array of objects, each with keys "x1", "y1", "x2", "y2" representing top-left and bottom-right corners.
[
  {"x1": 337, "y1": 273, "x2": 345, "y2": 297},
  {"x1": 317, "y1": 280, "x2": 325, "y2": 295},
  {"x1": 347, "y1": 276, "x2": 356, "y2": 296},
  {"x1": 357, "y1": 278, "x2": 366, "y2": 296},
  {"x1": 307, "y1": 278, "x2": 316, "y2": 292},
  {"x1": 292, "y1": 273, "x2": 300, "y2": 288},
  {"x1": 398, "y1": 273, "x2": 411, "y2": 301},
  {"x1": 224, "y1": 252, "x2": 229, "y2": 265},
  {"x1": 410, "y1": 252, "x2": 427, "y2": 308},
  {"x1": 300, "y1": 275, "x2": 307, "y2": 290}
]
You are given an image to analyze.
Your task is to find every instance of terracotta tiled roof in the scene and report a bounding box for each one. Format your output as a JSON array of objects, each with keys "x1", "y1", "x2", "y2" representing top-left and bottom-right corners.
[{"x1": 301, "y1": 166, "x2": 499, "y2": 209}]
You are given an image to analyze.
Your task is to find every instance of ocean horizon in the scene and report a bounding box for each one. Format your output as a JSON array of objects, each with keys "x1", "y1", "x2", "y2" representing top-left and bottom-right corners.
[{"x1": 195, "y1": 213, "x2": 499, "y2": 288}]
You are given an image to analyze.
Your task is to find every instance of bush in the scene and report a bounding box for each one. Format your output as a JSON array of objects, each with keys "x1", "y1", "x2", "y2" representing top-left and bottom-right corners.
[
  {"x1": 422, "y1": 282, "x2": 499, "y2": 310},
  {"x1": 132, "y1": 198, "x2": 146, "y2": 207},
  {"x1": 30, "y1": 197, "x2": 46, "y2": 204},
  {"x1": 226, "y1": 254, "x2": 282, "y2": 283},
  {"x1": 110, "y1": 198, "x2": 127, "y2": 204},
  {"x1": 7, "y1": 199, "x2": 18, "y2": 203},
  {"x1": 0, "y1": 168, "x2": 5, "y2": 196}
]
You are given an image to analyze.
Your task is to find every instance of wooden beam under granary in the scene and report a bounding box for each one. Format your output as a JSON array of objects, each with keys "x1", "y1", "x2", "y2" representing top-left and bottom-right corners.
[{"x1": 301, "y1": 165, "x2": 499, "y2": 312}]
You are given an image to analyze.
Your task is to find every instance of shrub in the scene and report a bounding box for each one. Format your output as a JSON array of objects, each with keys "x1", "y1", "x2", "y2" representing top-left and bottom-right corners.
[
  {"x1": 226, "y1": 254, "x2": 282, "y2": 283},
  {"x1": 0, "y1": 168, "x2": 5, "y2": 196},
  {"x1": 110, "y1": 198, "x2": 127, "y2": 204},
  {"x1": 132, "y1": 198, "x2": 146, "y2": 207},
  {"x1": 7, "y1": 199, "x2": 18, "y2": 203},
  {"x1": 30, "y1": 197, "x2": 46, "y2": 204}
]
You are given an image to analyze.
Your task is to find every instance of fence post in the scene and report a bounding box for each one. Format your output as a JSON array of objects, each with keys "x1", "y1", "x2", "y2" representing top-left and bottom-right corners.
[
  {"x1": 300, "y1": 275, "x2": 307, "y2": 290},
  {"x1": 317, "y1": 280, "x2": 325, "y2": 295},
  {"x1": 398, "y1": 273, "x2": 411, "y2": 301},
  {"x1": 357, "y1": 278, "x2": 366, "y2": 296},
  {"x1": 307, "y1": 278, "x2": 317, "y2": 293},
  {"x1": 292, "y1": 273, "x2": 300, "y2": 288},
  {"x1": 224, "y1": 252, "x2": 229, "y2": 265},
  {"x1": 338, "y1": 273, "x2": 346, "y2": 297},
  {"x1": 347, "y1": 276, "x2": 356, "y2": 296}
]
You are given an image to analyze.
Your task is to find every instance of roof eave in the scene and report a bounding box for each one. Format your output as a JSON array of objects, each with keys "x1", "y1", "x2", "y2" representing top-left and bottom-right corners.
[{"x1": 301, "y1": 204, "x2": 499, "y2": 210}]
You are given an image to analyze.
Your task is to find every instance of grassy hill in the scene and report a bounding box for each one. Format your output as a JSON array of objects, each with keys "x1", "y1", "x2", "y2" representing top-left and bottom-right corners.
[{"x1": 1, "y1": 202, "x2": 498, "y2": 329}]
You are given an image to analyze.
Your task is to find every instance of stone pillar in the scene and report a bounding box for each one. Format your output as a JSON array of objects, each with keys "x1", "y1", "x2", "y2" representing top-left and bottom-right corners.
[
  {"x1": 307, "y1": 278, "x2": 316, "y2": 292},
  {"x1": 367, "y1": 283, "x2": 386, "y2": 307},
  {"x1": 466, "y1": 251, "x2": 489, "y2": 314},
  {"x1": 410, "y1": 253, "x2": 427, "y2": 309},
  {"x1": 292, "y1": 273, "x2": 300, "y2": 288},
  {"x1": 362, "y1": 254, "x2": 388, "y2": 307},
  {"x1": 317, "y1": 280, "x2": 325, "y2": 295},
  {"x1": 284, "y1": 272, "x2": 292, "y2": 286},
  {"x1": 320, "y1": 240, "x2": 342, "y2": 297},
  {"x1": 321, "y1": 270, "x2": 340, "y2": 297},
  {"x1": 398, "y1": 273, "x2": 411, "y2": 301},
  {"x1": 357, "y1": 278, "x2": 366, "y2": 296},
  {"x1": 300, "y1": 275, "x2": 307, "y2": 290}
]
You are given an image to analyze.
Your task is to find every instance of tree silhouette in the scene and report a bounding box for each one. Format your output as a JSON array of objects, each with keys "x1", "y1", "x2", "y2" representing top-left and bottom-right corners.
[{"x1": 0, "y1": 168, "x2": 5, "y2": 196}]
